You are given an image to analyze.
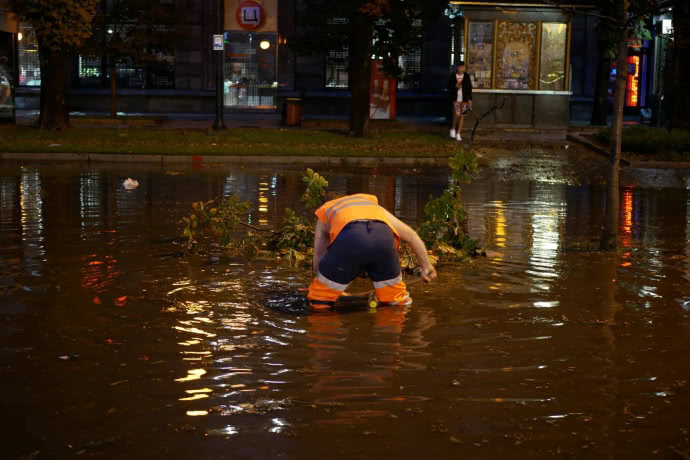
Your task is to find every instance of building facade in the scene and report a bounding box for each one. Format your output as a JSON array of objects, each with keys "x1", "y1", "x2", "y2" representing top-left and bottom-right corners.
[{"x1": 12, "y1": 0, "x2": 612, "y2": 126}]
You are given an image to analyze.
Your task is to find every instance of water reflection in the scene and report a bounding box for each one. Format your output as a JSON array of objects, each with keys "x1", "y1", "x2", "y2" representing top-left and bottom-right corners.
[
  {"x1": 527, "y1": 185, "x2": 565, "y2": 294},
  {"x1": 19, "y1": 170, "x2": 44, "y2": 279},
  {"x1": 1, "y1": 164, "x2": 690, "y2": 458}
]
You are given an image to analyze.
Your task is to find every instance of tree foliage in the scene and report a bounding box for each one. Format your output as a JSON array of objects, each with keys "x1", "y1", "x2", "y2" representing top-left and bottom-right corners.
[
  {"x1": 417, "y1": 148, "x2": 479, "y2": 261},
  {"x1": 10, "y1": 0, "x2": 99, "y2": 52},
  {"x1": 10, "y1": 0, "x2": 100, "y2": 130},
  {"x1": 301, "y1": 168, "x2": 329, "y2": 208},
  {"x1": 182, "y1": 160, "x2": 479, "y2": 269}
]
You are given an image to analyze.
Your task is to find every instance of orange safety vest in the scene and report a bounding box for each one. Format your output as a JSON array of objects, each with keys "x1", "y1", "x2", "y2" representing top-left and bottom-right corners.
[{"x1": 315, "y1": 194, "x2": 400, "y2": 247}]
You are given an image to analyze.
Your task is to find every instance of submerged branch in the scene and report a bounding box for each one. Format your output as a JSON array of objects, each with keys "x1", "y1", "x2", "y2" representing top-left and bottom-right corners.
[{"x1": 239, "y1": 222, "x2": 275, "y2": 233}]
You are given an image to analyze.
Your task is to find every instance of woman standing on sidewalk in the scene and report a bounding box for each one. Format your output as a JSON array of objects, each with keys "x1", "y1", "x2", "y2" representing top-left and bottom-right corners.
[{"x1": 447, "y1": 62, "x2": 473, "y2": 141}]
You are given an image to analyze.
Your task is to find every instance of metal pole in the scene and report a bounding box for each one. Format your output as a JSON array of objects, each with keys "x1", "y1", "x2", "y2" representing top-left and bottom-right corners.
[{"x1": 213, "y1": 0, "x2": 226, "y2": 130}]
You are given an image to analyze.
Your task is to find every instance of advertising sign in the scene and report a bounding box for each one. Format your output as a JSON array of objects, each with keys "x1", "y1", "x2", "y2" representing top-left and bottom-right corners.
[
  {"x1": 225, "y1": 0, "x2": 277, "y2": 32},
  {"x1": 369, "y1": 60, "x2": 396, "y2": 120}
]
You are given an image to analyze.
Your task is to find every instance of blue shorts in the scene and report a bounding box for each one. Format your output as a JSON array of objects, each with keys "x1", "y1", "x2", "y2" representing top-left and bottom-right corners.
[{"x1": 319, "y1": 220, "x2": 401, "y2": 286}]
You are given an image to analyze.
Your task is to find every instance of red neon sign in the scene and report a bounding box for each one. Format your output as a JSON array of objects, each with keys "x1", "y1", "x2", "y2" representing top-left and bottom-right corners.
[{"x1": 625, "y1": 55, "x2": 639, "y2": 107}]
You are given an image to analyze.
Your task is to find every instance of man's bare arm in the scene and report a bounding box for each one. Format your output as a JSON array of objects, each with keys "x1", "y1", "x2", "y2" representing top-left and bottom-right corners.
[
  {"x1": 383, "y1": 210, "x2": 437, "y2": 282},
  {"x1": 313, "y1": 219, "x2": 330, "y2": 275}
]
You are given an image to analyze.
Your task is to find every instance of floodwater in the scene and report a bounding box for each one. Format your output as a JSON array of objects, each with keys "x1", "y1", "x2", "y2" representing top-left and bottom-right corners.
[{"x1": 1, "y1": 154, "x2": 690, "y2": 459}]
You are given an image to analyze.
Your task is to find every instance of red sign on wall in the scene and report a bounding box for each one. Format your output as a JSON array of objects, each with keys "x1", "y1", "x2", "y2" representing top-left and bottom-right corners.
[
  {"x1": 625, "y1": 55, "x2": 640, "y2": 107},
  {"x1": 369, "y1": 60, "x2": 396, "y2": 120},
  {"x1": 236, "y1": 0, "x2": 265, "y2": 31}
]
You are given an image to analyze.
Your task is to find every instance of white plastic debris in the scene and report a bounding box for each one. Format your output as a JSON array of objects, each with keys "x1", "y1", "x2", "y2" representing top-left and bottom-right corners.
[{"x1": 123, "y1": 178, "x2": 139, "y2": 190}]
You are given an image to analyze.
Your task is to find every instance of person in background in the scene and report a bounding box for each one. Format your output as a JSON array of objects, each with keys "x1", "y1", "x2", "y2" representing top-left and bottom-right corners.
[
  {"x1": 307, "y1": 193, "x2": 437, "y2": 312},
  {"x1": 447, "y1": 62, "x2": 473, "y2": 141}
]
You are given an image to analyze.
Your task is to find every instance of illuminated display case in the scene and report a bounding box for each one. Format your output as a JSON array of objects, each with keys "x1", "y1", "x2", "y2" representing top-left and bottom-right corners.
[
  {"x1": 539, "y1": 23, "x2": 568, "y2": 91},
  {"x1": 495, "y1": 22, "x2": 537, "y2": 90},
  {"x1": 466, "y1": 21, "x2": 494, "y2": 89}
]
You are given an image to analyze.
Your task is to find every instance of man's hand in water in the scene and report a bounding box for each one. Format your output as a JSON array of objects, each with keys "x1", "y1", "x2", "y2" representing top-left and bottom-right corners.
[{"x1": 421, "y1": 265, "x2": 437, "y2": 283}]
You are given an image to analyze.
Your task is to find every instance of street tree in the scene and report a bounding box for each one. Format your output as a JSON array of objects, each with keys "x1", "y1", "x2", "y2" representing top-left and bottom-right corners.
[
  {"x1": 600, "y1": 0, "x2": 630, "y2": 250},
  {"x1": 551, "y1": 0, "x2": 663, "y2": 249},
  {"x1": 296, "y1": 0, "x2": 445, "y2": 137},
  {"x1": 83, "y1": 0, "x2": 177, "y2": 118},
  {"x1": 598, "y1": 0, "x2": 669, "y2": 249},
  {"x1": 10, "y1": 0, "x2": 100, "y2": 130}
]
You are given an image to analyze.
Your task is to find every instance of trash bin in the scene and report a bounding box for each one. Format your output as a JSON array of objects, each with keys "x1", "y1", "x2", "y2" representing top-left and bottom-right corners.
[{"x1": 285, "y1": 97, "x2": 302, "y2": 126}]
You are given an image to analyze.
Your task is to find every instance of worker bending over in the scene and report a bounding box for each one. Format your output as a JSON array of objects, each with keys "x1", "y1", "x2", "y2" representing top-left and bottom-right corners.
[{"x1": 308, "y1": 193, "x2": 437, "y2": 312}]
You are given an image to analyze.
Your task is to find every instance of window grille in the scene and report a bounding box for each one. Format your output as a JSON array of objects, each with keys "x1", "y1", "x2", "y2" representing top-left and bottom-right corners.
[
  {"x1": 78, "y1": 56, "x2": 104, "y2": 88},
  {"x1": 325, "y1": 48, "x2": 349, "y2": 88},
  {"x1": 398, "y1": 47, "x2": 422, "y2": 90},
  {"x1": 450, "y1": 17, "x2": 466, "y2": 70},
  {"x1": 325, "y1": 18, "x2": 423, "y2": 90}
]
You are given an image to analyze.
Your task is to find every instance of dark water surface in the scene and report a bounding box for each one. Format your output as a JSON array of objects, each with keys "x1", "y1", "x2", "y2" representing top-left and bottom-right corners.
[{"x1": 1, "y1": 160, "x2": 690, "y2": 459}]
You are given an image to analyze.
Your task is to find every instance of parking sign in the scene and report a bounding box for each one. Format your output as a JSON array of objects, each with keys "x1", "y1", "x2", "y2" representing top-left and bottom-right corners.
[{"x1": 213, "y1": 34, "x2": 224, "y2": 51}]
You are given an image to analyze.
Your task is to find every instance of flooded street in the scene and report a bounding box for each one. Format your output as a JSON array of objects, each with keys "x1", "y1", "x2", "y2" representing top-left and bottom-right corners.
[{"x1": 1, "y1": 152, "x2": 690, "y2": 459}]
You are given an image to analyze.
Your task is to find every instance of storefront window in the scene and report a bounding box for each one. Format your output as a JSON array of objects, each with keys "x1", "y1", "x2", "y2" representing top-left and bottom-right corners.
[
  {"x1": 18, "y1": 24, "x2": 39, "y2": 86},
  {"x1": 495, "y1": 21, "x2": 537, "y2": 90},
  {"x1": 466, "y1": 21, "x2": 494, "y2": 89},
  {"x1": 398, "y1": 19, "x2": 422, "y2": 90},
  {"x1": 325, "y1": 48, "x2": 348, "y2": 88},
  {"x1": 539, "y1": 23, "x2": 568, "y2": 91},
  {"x1": 78, "y1": 55, "x2": 104, "y2": 88},
  {"x1": 397, "y1": 48, "x2": 422, "y2": 90},
  {"x1": 224, "y1": 31, "x2": 277, "y2": 108}
]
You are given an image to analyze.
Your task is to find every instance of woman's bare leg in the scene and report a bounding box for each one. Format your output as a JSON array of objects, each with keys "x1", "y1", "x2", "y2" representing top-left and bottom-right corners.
[{"x1": 452, "y1": 110, "x2": 461, "y2": 131}]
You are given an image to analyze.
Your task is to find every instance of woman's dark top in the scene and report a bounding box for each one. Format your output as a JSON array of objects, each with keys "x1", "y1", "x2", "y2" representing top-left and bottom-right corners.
[{"x1": 447, "y1": 71, "x2": 473, "y2": 103}]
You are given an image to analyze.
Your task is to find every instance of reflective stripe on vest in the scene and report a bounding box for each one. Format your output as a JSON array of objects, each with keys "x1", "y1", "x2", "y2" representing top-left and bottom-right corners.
[
  {"x1": 315, "y1": 194, "x2": 400, "y2": 246},
  {"x1": 326, "y1": 200, "x2": 378, "y2": 230}
]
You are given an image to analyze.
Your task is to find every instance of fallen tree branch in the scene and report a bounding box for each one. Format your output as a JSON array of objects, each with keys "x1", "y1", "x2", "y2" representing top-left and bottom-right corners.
[{"x1": 469, "y1": 96, "x2": 507, "y2": 149}]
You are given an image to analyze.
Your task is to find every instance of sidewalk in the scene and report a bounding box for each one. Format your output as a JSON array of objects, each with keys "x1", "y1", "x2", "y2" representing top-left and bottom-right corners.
[{"x1": 13, "y1": 109, "x2": 575, "y2": 145}]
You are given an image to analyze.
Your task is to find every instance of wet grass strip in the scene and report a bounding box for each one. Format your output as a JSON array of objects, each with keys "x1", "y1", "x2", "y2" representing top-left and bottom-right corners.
[
  {"x1": 0, "y1": 126, "x2": 463, "y2": 158},
  {"x1": 596, "y1": 125, "x2": 690, "y2": 160}
]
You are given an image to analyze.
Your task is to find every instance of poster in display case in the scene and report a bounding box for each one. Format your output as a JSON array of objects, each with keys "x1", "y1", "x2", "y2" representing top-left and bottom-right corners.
[
  {"x1": 466, "y1": 21, "x2": 494, "y2": 89},
  {"x1": 539, "y1": 23, "x2": 568, "y2": 91},
  {"x1": 495, "y1": 21, "x2": 537, "y2": 90}
]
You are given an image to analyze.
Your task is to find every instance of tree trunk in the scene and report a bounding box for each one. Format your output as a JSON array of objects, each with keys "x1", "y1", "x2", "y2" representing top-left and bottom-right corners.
[
  {"x1": 349, "y1": 13, "x2": 373, "y2": 137},
  {"x1": 671, "y1": 0, "x2": 690, "y2": 130},
  {"x1": 600, "y1": 0, "x2": 629, "y2": 251},
  {"x1": 37, "y1": 45, "x2": 71, "y2": 131},
  {"x1": 110, "y1": 61, "x2": 117, "y2": 119}
]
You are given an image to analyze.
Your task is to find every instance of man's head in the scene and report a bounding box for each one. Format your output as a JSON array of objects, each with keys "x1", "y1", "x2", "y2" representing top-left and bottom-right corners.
[{"x1": 456, "y1": 62, "x2": 465, "y2": 74}]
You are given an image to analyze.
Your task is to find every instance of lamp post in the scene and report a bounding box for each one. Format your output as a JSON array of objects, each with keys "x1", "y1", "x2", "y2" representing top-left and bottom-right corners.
[{"x1": 213, "y1": 0, "x2": 226, "y2": 130}]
